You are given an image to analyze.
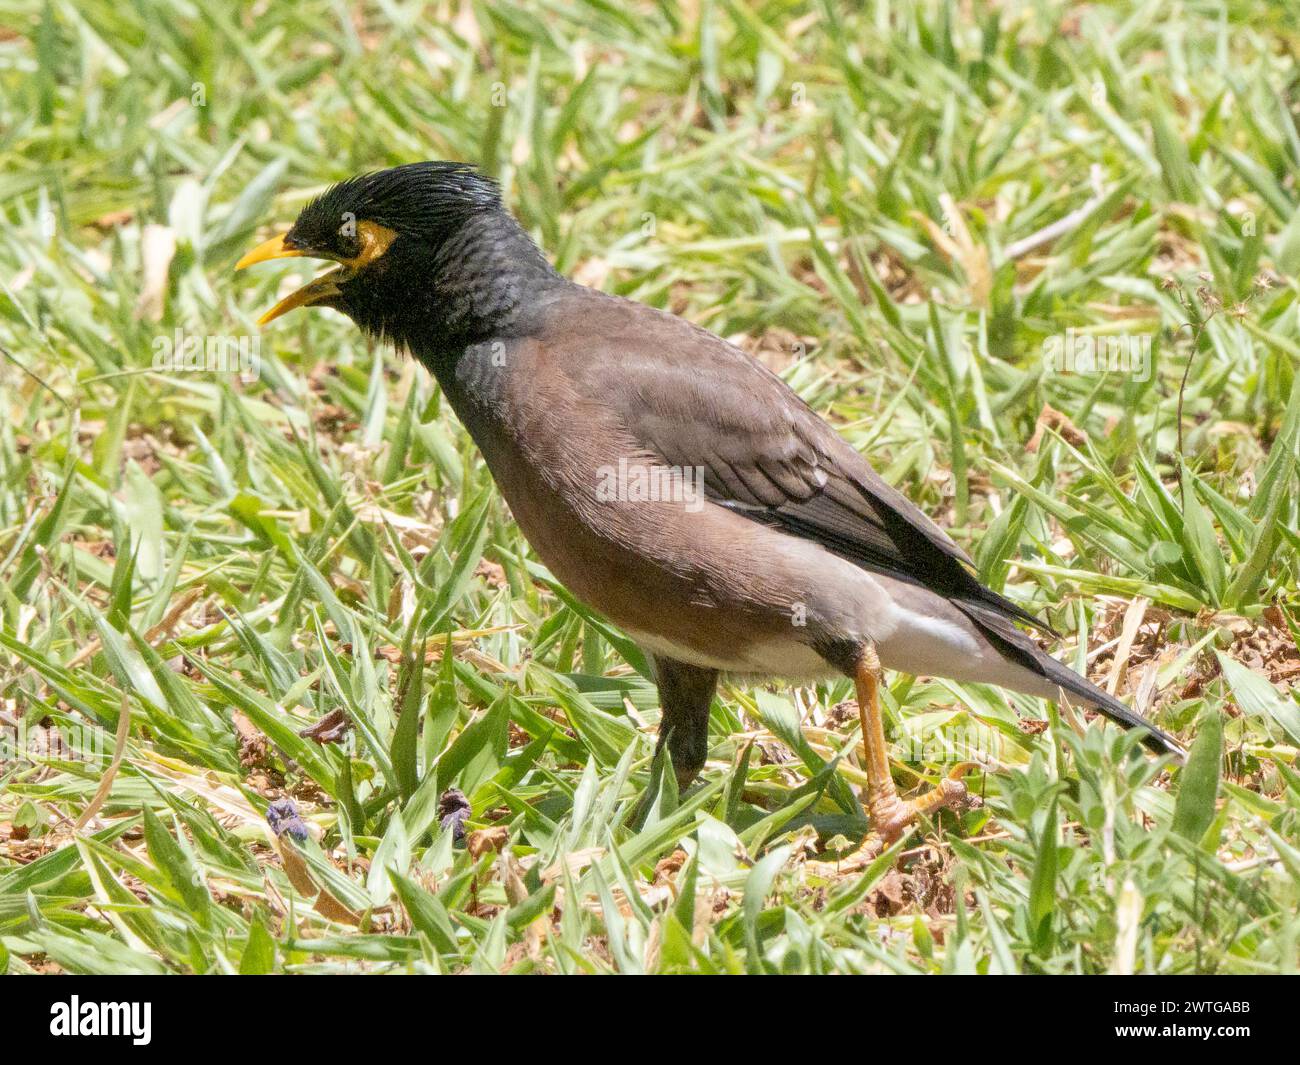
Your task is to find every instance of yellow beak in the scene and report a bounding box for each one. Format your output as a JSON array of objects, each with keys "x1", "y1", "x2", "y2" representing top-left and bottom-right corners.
[
  {"x1": 237, "y1": 233, "x2": 344, "y2": 326},
  {"x1": 252, "y1": 267, "x2": 347, "y2": 326},
  {"x1": 235, "y1": 233, "x2": 307, "y2": 270}
]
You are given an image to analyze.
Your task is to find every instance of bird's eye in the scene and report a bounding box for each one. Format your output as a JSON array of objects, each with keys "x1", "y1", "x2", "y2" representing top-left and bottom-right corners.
[{"x1": 335, "y1": 228, "x2": 360, "y2": 258}]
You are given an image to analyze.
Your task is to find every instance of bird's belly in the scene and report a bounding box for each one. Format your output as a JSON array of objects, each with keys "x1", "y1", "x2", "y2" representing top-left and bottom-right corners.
[
  {"x1": 510, "y1": 499, "x2": 792, "y2": 670},
  {"x1": 460, "y1": 420, "x2": 835, "y2": 668},
  {"x1": 619, "y1": 623, "x2": 839, "y2": 679}
]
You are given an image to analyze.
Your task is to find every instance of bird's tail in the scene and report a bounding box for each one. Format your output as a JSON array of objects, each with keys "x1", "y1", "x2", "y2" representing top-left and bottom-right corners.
[{"x1": 955, "y1": 595, "x2": 1186, "y2": 760}]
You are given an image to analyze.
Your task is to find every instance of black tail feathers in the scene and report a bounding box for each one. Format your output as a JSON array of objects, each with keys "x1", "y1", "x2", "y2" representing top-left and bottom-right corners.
[{"x1": 958, "y1": 594, "x2": 1186, "y2": 760}]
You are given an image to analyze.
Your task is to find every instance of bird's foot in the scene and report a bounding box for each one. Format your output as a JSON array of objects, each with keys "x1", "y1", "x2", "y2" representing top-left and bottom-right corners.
[
  {"x1": 808, "y1": 654, "x2": 980, "y2": 878},
  {"x1": 805, "y1": 763, "x2": 978, "y2": 877},
  {"x1": 867, "y1": 761, "x2": 977, "y2": 845}
]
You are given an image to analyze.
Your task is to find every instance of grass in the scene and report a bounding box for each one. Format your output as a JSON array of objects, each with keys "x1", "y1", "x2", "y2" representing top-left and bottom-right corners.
[{"x1": 1, "y1": 0, "x2": 1298, "y2": 974}]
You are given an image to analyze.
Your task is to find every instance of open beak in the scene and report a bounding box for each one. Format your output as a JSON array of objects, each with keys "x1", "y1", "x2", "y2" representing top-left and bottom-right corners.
[{"x1": 236, "y1": 234, "x2": 345, "y2": 326}]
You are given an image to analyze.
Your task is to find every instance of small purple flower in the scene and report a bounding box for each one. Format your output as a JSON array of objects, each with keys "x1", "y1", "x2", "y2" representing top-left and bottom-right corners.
[
  {"x1": 266, "y1": 798, "x2": 309, "y2": 843},
  {"x1": 438, "y1": 788, "x2": 470, "y2": 843}
]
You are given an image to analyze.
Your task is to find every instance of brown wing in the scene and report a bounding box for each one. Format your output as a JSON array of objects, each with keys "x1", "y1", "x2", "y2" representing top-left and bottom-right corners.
[{"x1": 554, "y1": 296, "x2": 990, "y2": 599}]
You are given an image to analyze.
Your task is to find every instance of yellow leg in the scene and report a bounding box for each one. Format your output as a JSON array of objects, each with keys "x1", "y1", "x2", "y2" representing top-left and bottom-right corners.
[{"x1": 854, "y1": 645, "x2": 973, "y2": 849}]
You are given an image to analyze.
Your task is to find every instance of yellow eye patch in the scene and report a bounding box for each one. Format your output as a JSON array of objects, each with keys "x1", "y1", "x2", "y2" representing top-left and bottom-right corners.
[{"x1": 340, "y1": 221, "x2": 398, "y2": 269}]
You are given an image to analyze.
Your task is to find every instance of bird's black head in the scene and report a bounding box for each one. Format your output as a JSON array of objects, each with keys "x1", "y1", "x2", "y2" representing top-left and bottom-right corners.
[{"x1": 238, "y1": 162, "x2": 559, "y2": 353}]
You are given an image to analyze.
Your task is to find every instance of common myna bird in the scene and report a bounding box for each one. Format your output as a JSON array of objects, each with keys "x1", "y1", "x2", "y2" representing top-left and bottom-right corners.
[{"x1": 239, "y1": 162, "x2": 1183, "y2": 848}]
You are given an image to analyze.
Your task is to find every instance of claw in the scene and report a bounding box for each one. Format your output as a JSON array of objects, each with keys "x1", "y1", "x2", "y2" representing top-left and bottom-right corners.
[{"x1": 870, "y1": 764, "x2": 974, "y2": 844}]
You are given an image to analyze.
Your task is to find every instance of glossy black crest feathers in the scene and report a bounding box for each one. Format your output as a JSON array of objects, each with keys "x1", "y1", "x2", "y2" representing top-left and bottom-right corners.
[{"x1": 288, "y1": 162, "x2": 505, "y2": 251}]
